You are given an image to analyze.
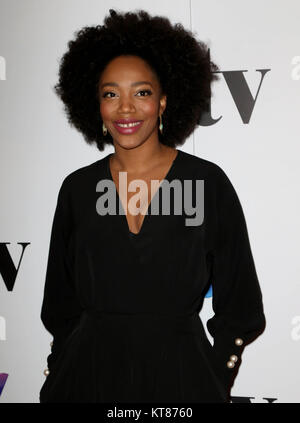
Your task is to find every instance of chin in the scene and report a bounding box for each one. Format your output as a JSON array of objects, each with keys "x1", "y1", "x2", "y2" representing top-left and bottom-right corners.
[{"x1": 114, "y1": 138, "x2": 146, "y2": 150}]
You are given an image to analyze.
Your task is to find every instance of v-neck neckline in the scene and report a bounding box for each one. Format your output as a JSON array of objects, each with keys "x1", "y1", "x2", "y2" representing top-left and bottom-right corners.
[{"x1": 105, "y1": 149, "x2": 182, "y2": 237}]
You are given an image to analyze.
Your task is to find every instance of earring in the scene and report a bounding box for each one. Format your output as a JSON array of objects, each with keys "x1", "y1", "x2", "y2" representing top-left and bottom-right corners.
[
  {"x1": 159, "y1": 115, "x2": 163, "y2": 134},
  {"x1": 102, "y1": 122, "x2": 107, "y2": 136}
]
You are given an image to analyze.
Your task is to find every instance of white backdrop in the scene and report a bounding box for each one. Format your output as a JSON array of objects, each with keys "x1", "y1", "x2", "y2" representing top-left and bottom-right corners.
[{"x1": 0, "y1": 0, "x2": 299, "y2": 403}]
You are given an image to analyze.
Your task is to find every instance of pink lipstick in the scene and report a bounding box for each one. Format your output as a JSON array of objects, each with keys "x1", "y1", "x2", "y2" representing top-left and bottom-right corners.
[{"x1": 113, "y1": 119, "x2": 144, "y2": 135}]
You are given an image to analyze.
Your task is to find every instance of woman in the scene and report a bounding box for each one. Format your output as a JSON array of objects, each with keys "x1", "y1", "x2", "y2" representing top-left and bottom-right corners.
[{"x1": 39, "y1": 9, "x2": 266, "y2": 403}]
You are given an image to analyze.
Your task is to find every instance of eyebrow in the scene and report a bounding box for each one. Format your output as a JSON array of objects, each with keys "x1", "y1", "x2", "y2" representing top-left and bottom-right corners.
[{"x1": 100, "y1": 81, "x2": 153, "y2": 89}]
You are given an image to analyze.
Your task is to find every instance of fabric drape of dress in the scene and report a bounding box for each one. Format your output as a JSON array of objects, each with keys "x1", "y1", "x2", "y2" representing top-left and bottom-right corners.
[{"x1": 39, "y1": 149, "x2": 266, "y2": 403}]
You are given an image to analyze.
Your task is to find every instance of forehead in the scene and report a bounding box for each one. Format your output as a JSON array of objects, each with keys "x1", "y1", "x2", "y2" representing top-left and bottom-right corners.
[{"x1": 100, "y1": 55, "x2": 158, "y2": 83}]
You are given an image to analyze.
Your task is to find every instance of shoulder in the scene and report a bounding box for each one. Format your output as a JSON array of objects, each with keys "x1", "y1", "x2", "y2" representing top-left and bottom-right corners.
[
  {"x1": 178, "y1": 150, "x2": 231, "y2": 183},
  {"x1": 178, "y1": 151, "x2": 240, "y2": 211},
  {"x1": 58, "y1": 154, "x2": 109, "y2": 195}
]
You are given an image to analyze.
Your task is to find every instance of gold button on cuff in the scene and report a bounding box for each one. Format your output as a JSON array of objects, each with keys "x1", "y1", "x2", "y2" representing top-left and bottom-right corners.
[
  {"x1": 230, "y1": 354, "x2": 238, "y2": 362},
  {"x1": 235, "y1": 338, "x2": 243, "y2": 346},
  {"x1": 43, "y1": 368, "x2": 50, "y2": 376},
  {"x1": 226, "y1": 360, "x2": 235, "y2": 369}
]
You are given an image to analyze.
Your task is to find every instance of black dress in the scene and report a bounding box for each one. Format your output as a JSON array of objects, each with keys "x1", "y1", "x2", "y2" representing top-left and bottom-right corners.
[{"x1": 39, "y1": 149, "x2": 266, "y2": 403}]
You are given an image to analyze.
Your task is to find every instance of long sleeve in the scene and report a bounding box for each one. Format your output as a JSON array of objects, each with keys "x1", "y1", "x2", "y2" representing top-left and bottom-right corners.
[
  {"x1": 40, "y1": 177, "x2": 83, "y2": 373},
  {"x1": 206, "y1": 167, "x2": 266, "y2": 390}
]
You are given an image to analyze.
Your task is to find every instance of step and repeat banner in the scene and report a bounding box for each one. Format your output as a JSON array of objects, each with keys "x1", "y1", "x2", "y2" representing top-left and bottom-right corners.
[{"x1": 0, "y1": 0, "x2": 299, "y2": 403}]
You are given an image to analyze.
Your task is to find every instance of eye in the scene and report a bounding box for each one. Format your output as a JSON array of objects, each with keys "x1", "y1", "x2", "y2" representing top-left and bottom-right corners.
[
  {"x1": 102, "y1": 91, "x2": 115, "y2": 98},
  {"x1": 136, "y1": 89, "x2": 152, "y2": 97},
  {"x1": 102, "y1": 89, "x2": 152, "y2": 99}
]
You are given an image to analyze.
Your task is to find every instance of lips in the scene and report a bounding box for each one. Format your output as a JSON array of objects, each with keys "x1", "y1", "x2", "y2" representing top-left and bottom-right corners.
[
  {"x1": 114, "y1": 119, "x2": 143, "y2": 124},
  {"x1": 113, "y1": 120, "x2": 144, "y2": 134}
]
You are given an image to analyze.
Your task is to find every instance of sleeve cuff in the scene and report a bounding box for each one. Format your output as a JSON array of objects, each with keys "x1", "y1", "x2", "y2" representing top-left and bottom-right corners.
[{"x1": 211, "y1": 332, "x2": 246, "y2": 389}]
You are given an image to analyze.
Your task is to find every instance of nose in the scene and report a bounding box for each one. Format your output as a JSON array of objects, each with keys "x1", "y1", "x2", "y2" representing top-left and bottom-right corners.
[{"x1": 117, "y1": 94, "x2": 136, "y2": 113}]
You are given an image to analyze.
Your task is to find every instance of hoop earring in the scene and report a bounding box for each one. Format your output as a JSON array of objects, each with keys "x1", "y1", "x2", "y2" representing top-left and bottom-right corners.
[
  {"x1": 159, "y1": 115, "x2": 163, "y2": 134},
  {"x1": 102, "y1": 122, "x2": 107, "y2": 136}
]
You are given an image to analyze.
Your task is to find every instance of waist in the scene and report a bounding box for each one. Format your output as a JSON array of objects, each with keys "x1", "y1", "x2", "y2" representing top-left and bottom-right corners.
[{"x1": 80, "y1": 308, "x2": 204, "y2": 335}]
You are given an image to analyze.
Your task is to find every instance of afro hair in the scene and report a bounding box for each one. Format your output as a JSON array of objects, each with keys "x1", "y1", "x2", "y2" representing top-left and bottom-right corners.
[{"x1": 53, "y1": 8, "x2": 220, "y2": 152}]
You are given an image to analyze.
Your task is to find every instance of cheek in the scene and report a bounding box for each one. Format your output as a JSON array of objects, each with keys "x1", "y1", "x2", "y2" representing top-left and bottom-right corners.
[
  {"x1": 141, "y1": 101, "x2": 159, "y2": 118},
  {"x1": 99, "y1": 102, "x2": 113, "y2": 120}
]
